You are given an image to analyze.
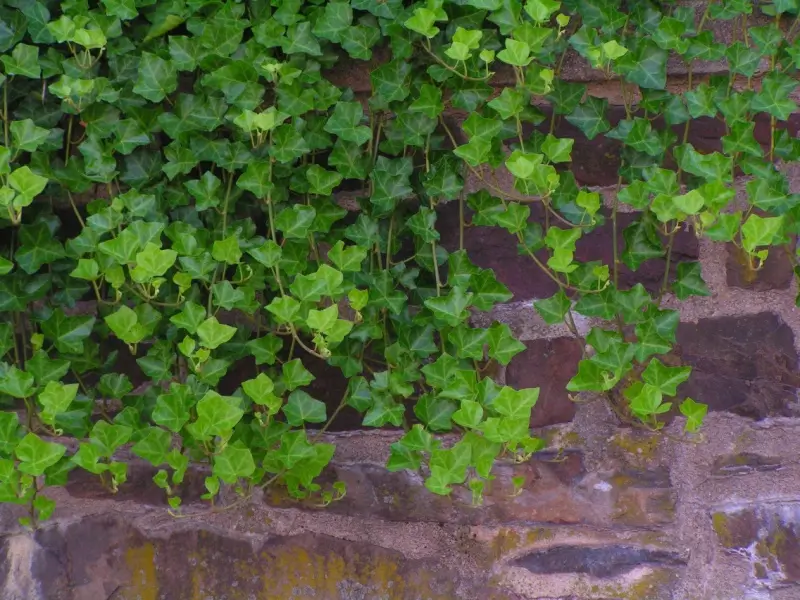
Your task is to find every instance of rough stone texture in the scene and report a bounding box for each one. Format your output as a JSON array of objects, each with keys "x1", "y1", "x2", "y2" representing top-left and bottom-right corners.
[
  {"x1": 506, "y1": 338, "x2": 582, "y2": 427},
  {"x1": 676, "y1": 313, "x2": 800, "y2": 419}
]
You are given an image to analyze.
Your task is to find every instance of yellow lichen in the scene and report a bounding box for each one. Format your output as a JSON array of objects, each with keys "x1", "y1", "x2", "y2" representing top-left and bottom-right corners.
[
  {"x1": 121, "y1": 543, "x2": 158, "y2": 600},
  {"x1": 611, "y1": 433, "x2": 660, "y2": 464},
  {"x1": 712, "y1": 512, "x2": 734, "y2": 548}
]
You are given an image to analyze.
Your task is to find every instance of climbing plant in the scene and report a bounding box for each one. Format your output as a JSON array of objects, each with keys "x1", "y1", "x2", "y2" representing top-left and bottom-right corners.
[{"x1": 0, "y1": 0, "x2": 795, "y2": 525}]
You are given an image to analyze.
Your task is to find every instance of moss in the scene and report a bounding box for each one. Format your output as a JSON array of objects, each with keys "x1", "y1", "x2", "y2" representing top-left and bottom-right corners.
[
  {"x1": 611, "y1": 432, "x2": 660, "y2": 464},
  {"x1": 525, "y1": 528, "x2": 555, "y2": 544},
  {"x1": 712, "y1": 512, "x2": 735, "y2": 548},
  {"x1": 491, "y1": 528, "x2": 522, "y2": 559}
]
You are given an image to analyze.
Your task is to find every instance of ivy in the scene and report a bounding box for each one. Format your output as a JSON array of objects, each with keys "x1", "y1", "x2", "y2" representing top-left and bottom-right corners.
[{"x1": 0, "y1": 0, "x2": 792, "y2": 524}]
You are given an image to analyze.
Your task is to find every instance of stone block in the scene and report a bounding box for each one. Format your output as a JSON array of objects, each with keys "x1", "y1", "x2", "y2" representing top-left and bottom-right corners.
[
  {"x1": 506, "y1": 338, "x2": 582, "y2": 427},
  {"x1": 676, "y1": 312, "x2": 800, "y2": 419},
  {"x1": 726, "y1": 243, "x2": 794, "y2": 291},
  {"x1": 11, "y1": 515, "x2": 474, "y2": 600}
]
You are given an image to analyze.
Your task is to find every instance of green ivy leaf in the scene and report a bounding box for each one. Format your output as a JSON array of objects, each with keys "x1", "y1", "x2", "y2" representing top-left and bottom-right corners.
[
  {"x1": 15, "y1": 433, "x2": 65, "y2": 476},
  {"x1": 196, "y1": 317, "x2": 236, "y2": 349},
  {"x1": 283, "y1": 390, "x2": 327, "y2": 426},
  {"x1": 679, "y1": 398, "x2": 707, "y2": 432}
]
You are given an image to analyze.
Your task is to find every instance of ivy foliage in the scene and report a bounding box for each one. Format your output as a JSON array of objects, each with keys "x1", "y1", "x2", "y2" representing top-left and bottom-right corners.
[{"x1": 0, "y1": 0, "x2": 796, "y2": 523}]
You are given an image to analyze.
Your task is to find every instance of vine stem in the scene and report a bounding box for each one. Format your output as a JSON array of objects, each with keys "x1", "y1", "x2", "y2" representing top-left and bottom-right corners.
[
  {"x1": 419, "y1": 41, "x2": 492, "y2": 83},
  {"x1": 2, "y1": 81, "x2": 8, "y2": 149}
]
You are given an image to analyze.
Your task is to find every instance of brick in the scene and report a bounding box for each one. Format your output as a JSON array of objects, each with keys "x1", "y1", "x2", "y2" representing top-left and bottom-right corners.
[
  {"x1": 437, "y1": 201, "x2": 559, "y2": 300},
  {"x1": 438, "y1": 204, "x2": 699, "y2": 301},
  {"x1": 506, "y1": 338, "x2": 582, "y2": 428},
  {"x1": 676, "y1": 313, "x2": 800, "y2": 419}
]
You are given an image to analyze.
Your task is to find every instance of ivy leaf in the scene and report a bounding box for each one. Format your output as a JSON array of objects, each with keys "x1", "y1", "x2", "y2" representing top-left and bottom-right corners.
[
  {"x1": 405, "y1": 8, "x2": 440, "y2": 38},
  {"x1": 283, "y1": 390, "x2": 327, "y2": 426},
  {"x1": 424, "y1": 286, "x2": 473, "y2": 326},
  {"x1": 328, "y1": 241, "x2": 367, "y2": 272},
  {"x1": 282, "y1": 359, "x2": 315, "y2": 391},
  {"x1": 10, "y1": 119, "x2": 50, "y2": 153},
  {"x1": 1, "y1": 43, "x2": 40, "y2": 78},
  {"x1": 628, "y1": 383, "x2": 670, "y2": 420},
  {"x1": 497, "y1": 39, "x2": 532, "y2": 66},
  {"x1": 742, "y1": 214, "x2": 784, "y2": 253},
  {"x1": 618, "y1": 41, "x2": 667, "y2": 89},
  {"x1": 492, "y1": 387, "x2": 539, "y2": 420},
  {"x1": 15, "y1": 434, "x2": 65, "y2": 476},
  {"x1": 38, "y1": 381, "x2": 78, "y2": 425},
  {"x1": 673, "y1": 262, "x2": 712, "y2": 300},
  {"x1": 566, "y1": 96, "x2": 610, "y2": 140},
  {"x1": 534, "y1": 289, "x2": 571, "y2": 324},
  {"x1": 642, "y1": 358, "x2": 691, "y2": 396},
  {"x1": 487, "y1": 323, "x2": 526, "y2": 365},
  {"x1": 306, "y1": 164, "x2": 343, "y2": 195},
  {"x1": 133, "y1": 52, "x2": 177, "y2": 102},
  {"x1": 0, "y1": 367, "x2": 35, "y2": 399},
  {"x1": 90, "y1": 421, "x2": 132, "y2": 456},
  {"x1": 541, "y1": 134, "x2": 574, "y2": 163},
  {"x1": 414, "y1": 395, "x2": 457, "y2": 431},
  {"x1": 152, "y1": 386, "x2": 193, "y2": 433},
  {"x1": 324, "y1": 101, "x2": 372, "y2": 145},
  {"x1": 213, "y1": 443, "x2": 255, "y2": 484},
  {"x1": 170, "y1": 302, "x2": 206, "y2": 335},
  {"x1": 680, "y1": 398, "x2": 707, "y2": 432},
  {"x1": 312, "y1": 0, "x2": 352, "y2": 43},
  {"x1": 196, "y1": 317, "x2": 236, "y2": 349}
]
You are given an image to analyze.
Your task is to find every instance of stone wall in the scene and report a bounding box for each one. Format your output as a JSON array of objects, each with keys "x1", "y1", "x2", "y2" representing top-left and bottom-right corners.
[{"x1": 6, "y1": 4, "x2": 800, "y2": 599}]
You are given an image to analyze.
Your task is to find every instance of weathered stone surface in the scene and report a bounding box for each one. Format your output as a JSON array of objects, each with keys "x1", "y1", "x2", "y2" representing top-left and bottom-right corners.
[
  {"x1": 712, "y1": 453, "x2": 784, "y2": 477},
  {"x1": 727, "y1": 243, "x2": 794, "y2": 291},
  {"x1": 263, "y1": 457, "x2": 602, "y2": 527},
  {"x1": 506, "y1": 338, "x2": 582, "y2": 427},
  {"x1": 514, "y1": 545, "x2": 685, "y2": 578},
  {"x1": 712, "y1": 503, "x2": 800, "y2": 586},
  {"x1": 14, "y1": 515, "x2": 477, "y2": 600},
  {"x1": 676, "y1": 313, "x2": 800, "y2": 419}
]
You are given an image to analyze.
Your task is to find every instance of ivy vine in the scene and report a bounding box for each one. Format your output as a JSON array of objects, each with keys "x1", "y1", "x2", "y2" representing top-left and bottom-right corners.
[{"x1": 0, "y1": 0, "x2": 795, "y2": 525}]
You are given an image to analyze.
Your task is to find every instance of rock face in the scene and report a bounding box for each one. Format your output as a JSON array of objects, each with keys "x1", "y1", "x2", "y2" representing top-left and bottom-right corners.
[{"x1": 713, "y1": 503, "x2": 800, "y2": 587}]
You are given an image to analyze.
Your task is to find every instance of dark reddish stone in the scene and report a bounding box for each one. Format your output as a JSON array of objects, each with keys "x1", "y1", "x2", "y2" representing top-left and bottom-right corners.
[
  {"x1": 438, "y1": 203, "x2": 698, "y2": 301},
  {"x1": 64, "y1": 462, "x2": 207, "y2": 507},
  {"x1": 506, "y1": 338, "x2": 582, "y2": 427},
  {"x1": 676, "y1": 313, "x2": 800, "y2": 419},
  {"x1": 726, "y1": 243, "x2": 794, "y2": 291},
  {"x1": 574, "y1": 211, "x2": 699, "y2": 294},
  {"x1": 437, "y1": 201, "x2": 560, "y2": 300},
  {"x1": 712, "y1": 453, "x2": 784, "y2": 477}
]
